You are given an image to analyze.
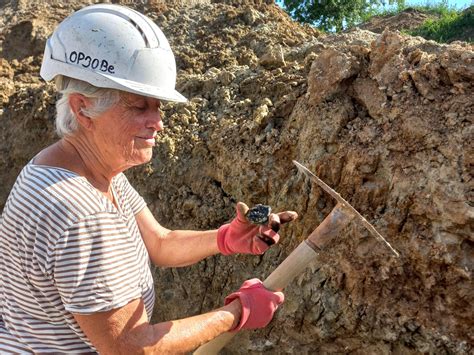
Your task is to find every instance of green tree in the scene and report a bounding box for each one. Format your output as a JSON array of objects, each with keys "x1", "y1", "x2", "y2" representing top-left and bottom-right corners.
[{"x1": 282, "y1": 0, "x2": 405, "y2": 32}]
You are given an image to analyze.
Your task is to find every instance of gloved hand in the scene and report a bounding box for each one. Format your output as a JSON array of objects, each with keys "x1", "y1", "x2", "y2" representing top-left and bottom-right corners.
[
  {"x1": 217, "y1": 202, "x2": 298, "y2": 255},
  {"x1": 225, "y1": 278, "x2": 284, "y2": 331}
]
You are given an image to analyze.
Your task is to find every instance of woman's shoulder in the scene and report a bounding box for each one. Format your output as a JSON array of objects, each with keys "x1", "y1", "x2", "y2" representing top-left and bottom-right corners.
[{"x1": 15, "y1": 162, "x2": 114, "y2": 220}]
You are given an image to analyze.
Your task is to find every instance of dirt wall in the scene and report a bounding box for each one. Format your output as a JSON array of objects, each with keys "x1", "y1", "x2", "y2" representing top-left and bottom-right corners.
[{"x1": 0, "y1": 1, "x2": 472, "y2": 353}]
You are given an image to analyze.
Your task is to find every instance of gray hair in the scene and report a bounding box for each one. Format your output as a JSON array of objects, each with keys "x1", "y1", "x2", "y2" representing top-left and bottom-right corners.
[{"x1": 54, "y1": 75, "x2": 121, "y2": 137}]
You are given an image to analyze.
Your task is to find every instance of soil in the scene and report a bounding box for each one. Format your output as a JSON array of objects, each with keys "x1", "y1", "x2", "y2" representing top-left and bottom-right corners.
[
  {"x1": 359, "y1": 8, "x2": 436, "y2": 34},
  {"x1": 0, "y1": 1, "x2": 472, "y2": 354}
]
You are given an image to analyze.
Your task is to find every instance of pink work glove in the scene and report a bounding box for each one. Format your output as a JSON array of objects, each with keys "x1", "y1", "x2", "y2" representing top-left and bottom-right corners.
[
  {"x1": 217, "y1": 202, "x2": 298, "y2": 255},
  {"x1": 225, "y1": 278, "x2": 284, "y2": 331}
]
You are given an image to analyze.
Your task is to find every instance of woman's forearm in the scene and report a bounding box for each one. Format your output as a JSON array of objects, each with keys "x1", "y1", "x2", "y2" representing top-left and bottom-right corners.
[
  {"x1": 148, "y1": 300, "x2": 241, "y2": 354},
  {"x1": 75, "y1": 298, "x2": 241, "y2": 354},
  {"x1": 152, "y1": 229, "x2": 220, "y2": 267}
]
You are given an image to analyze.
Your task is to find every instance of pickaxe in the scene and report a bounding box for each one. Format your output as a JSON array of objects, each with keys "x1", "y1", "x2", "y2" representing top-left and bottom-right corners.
[{"x1": 194, "y1": 160, "x2": 399, "y2": 354}]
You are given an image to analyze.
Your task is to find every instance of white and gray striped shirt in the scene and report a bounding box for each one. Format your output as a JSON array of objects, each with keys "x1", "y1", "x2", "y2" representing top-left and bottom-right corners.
[{"x1": 0, "y1": 163, "x2": 155, "y2": 353}]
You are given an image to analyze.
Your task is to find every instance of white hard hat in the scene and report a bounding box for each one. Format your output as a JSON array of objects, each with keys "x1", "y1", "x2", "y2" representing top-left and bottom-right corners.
[{"x1": 40, "y1": 3, "x2": 187, "y2": 102}]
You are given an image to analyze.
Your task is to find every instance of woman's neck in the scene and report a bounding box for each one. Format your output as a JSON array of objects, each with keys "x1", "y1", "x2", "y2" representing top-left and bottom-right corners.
[
  {"x1": 58, "y1": 138, "x2": 118, "y2": 207},
  {"x1": 60, "y1": 137, "x2": 115, "y2": 193}
]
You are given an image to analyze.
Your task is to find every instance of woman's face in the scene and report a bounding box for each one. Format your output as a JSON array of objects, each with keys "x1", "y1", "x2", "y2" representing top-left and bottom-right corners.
[{"x1": 92, "y1": 92, "x2": 163, "y2": 170}]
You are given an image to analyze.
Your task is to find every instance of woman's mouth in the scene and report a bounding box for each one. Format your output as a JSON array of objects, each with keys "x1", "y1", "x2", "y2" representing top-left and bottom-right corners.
[{"x1": 136, "y1": 135, "x2": 156, "y2": 146}]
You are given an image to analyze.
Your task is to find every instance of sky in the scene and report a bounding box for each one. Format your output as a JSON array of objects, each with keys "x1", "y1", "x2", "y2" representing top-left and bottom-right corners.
[{"x1": 276, "y1": 0, "x2": 473, "y2": 10}]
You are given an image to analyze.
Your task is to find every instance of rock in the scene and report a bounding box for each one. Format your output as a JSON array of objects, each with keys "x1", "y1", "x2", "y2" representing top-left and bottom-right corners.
[
  {"x1": 252, "y1": 104, "x2": 269, "y2": 125},
  {"x1": 0, "y1": 59, "x2": 14, "y2": 79},
  {"x1": 308, "y1": 47, "x2": 361, "y2": 104},
  {"x1": 218, "y1": 70, "x2": 235, "y2": 85},
  {"x1": 242, "y1": 7, "x2": 262, "y2": 25},
  {"x1": 352, "y1": 77, "x2": 387, "y2": 119},
  {"x1": 1, "y1": 19, "x2": 51, "y2": 60},
  {"x1": 258, "y1": 44, "x2": 286, "y2": 69}
]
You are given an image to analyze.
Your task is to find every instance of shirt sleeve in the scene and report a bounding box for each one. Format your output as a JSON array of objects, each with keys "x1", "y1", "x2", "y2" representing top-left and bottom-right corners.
[
  {"x1": 119, "y1": 174, "x2": 147, "y2": 215},
  {"x1": 53, "y1": 212, "x2": 144, "y2": 314}
]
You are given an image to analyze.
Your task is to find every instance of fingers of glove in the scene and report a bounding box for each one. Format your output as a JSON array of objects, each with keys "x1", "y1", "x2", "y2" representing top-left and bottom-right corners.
[
  {"x1": 266, "y1": 211, "x2": 298, "y2": 233},
  {"x1": 267, "y1": 213, "x2": 281, "y2": 233},
  {"x1": 259, "y1": 226, "x2": 280, "y2": 246},
  {"x1": 250, "y1": 236, "x2": 271, "y2": 254},
  {"x1": 273, "y1": 291, "x2": 285, "y2": 305},
  {"x1": 235, "y1": 202, "x2": 250, "y2": 222},
  {"x1": 238, "y1": 279, "x2": 282, "y2": 304},
  {"x1": 249, "y1": 230, "x2": 280, "y2": 255},
  {"x1": 236, "y1": 280, "x2": 284, "y2": 330},
  {"x1": 240, "y1": 278, "x2": 263, "y2": 289},
  {"x1": 277, "y1": 210, "x2": 299, "y2": 225}
]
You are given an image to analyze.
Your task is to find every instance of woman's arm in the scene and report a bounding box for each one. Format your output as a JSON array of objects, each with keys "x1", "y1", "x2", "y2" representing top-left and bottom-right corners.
[
  {"x1": 135, "y1": 206, "x2": 220, "y2": 267},
  {"x1": 74, "y1": 278, "x2": 284, "y2": 354},
  {"x1": 74, "y1": 297, "x2": 241, "y2": 354},
  {"x1": 136, "y1": 204, "x2": 298, "y2": 267}
]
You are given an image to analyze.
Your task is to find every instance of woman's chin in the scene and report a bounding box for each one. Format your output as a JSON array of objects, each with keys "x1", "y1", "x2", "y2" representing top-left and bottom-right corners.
[{"x1": 129, "y1": 150, "x2": 153, "y2": 166}]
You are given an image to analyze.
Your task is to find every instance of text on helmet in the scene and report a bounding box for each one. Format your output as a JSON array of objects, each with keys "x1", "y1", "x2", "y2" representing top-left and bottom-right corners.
[{"x1": 69, "y1": 51, "x2": 115, "y2": 74}]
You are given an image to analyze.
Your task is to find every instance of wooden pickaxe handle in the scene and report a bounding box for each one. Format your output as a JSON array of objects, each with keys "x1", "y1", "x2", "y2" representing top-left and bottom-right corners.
[{"x1": 193, "y1": 203, "x2": 355, "y2": 355}]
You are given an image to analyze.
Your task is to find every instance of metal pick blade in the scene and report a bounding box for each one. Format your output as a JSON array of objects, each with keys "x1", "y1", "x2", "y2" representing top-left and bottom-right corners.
[{"x1": 293, "y1": 160, "x2": 400, "y2": 257}]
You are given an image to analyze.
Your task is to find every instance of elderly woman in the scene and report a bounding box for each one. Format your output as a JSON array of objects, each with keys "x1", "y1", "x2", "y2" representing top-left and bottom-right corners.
[{"x1": 0, "y1": 4, "x2": 298, "y2": 354}]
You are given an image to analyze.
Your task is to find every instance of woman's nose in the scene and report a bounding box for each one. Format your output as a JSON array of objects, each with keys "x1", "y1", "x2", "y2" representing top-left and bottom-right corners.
[{"x1": 146, "y1": 110, "x2": 164, "y2": 131}]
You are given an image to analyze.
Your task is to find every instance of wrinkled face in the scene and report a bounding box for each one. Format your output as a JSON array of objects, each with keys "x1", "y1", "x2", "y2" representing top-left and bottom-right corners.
[{"x1": 92, "y1": 92, "x2": 163, "y2": 170}]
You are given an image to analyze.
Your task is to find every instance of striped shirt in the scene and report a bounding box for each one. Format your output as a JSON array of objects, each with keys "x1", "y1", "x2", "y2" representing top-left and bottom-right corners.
[{"x1": 0, "y1": 163, "x2": 155, "y2": 353}]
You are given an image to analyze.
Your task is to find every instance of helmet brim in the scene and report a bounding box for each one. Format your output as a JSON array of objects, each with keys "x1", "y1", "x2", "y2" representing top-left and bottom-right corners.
[{"x1": 100, "y1": 72, "x2": 188, "y2": 103}]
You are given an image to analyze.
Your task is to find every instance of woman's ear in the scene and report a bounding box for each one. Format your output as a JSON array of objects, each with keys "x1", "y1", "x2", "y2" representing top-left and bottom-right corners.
[{"x1": 68, "y1": 93, "x2": 93, "y2": 131}]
